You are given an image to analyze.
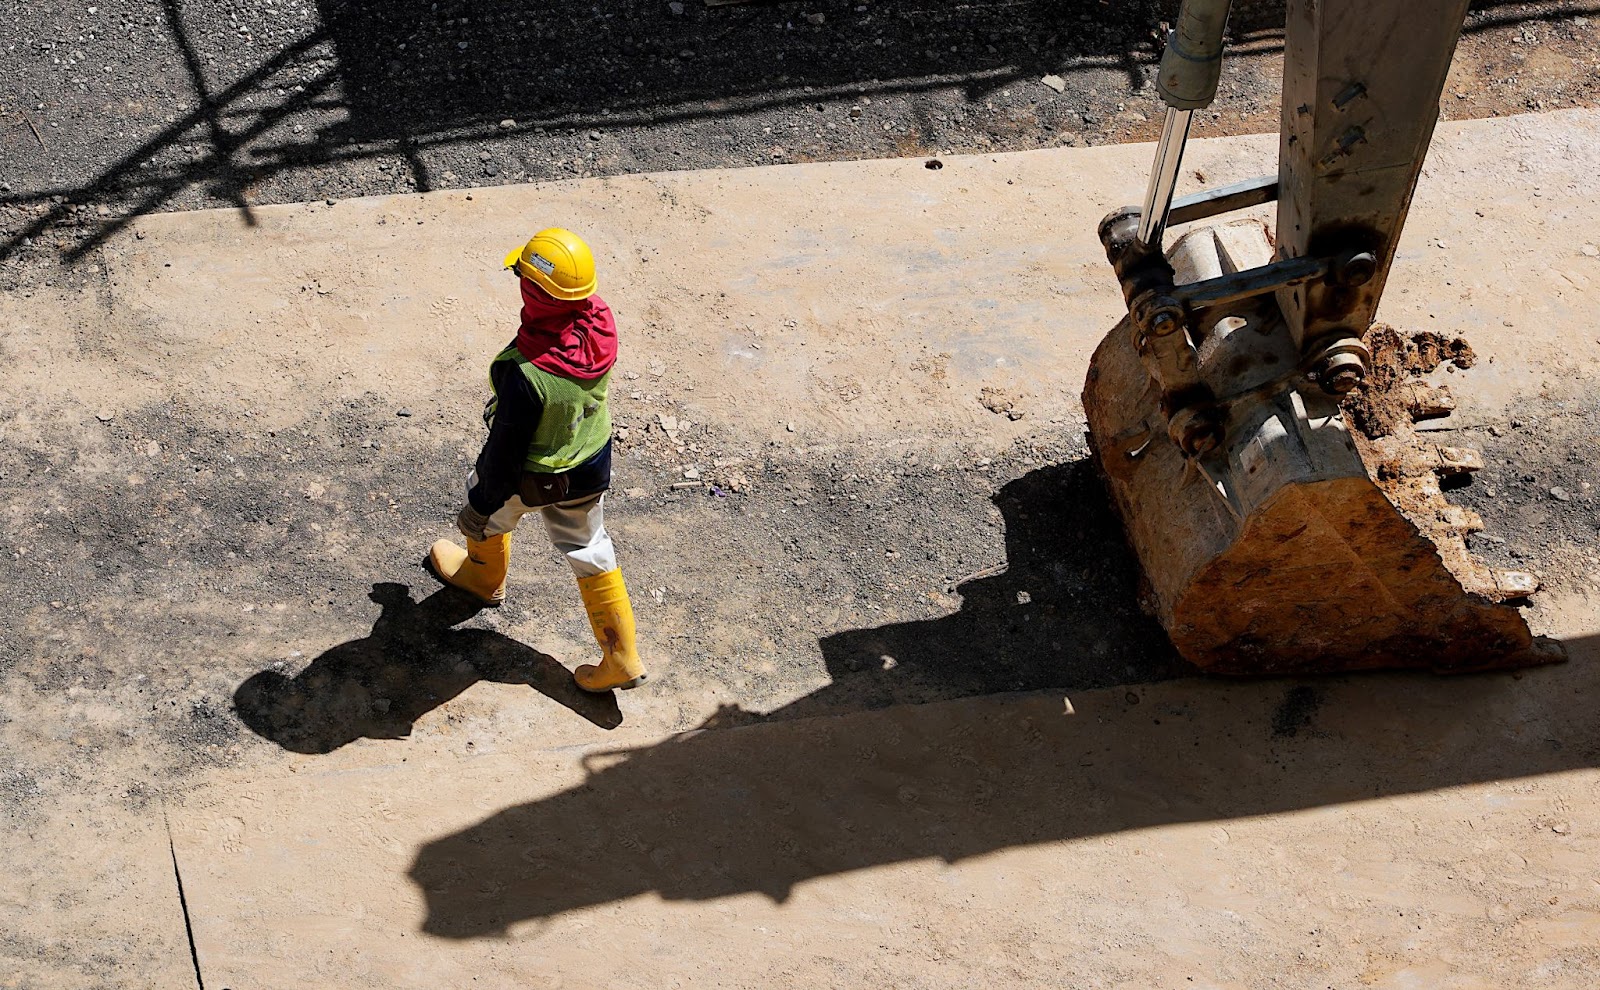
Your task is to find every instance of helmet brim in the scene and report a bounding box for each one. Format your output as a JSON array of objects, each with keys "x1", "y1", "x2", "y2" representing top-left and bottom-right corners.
[{"x1": 501, "y1": 242, "x2": 597, "y2": 300}]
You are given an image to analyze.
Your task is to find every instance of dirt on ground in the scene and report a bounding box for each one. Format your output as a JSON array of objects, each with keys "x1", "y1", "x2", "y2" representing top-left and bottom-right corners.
[{"x1": 1345, "y1": 324, "x2": 1477, "y2": 438}]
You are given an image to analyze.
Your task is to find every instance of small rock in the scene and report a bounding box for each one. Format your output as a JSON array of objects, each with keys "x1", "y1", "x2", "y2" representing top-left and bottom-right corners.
[
  {"x1": 683, "y1": 467, "x2": 702, "y2": 480},
  {"x1": 1551, "y1": 486, "x2": 1572, "y2": 502},
  {"x1": 95, "y1": 205, "x2": 111, "y2": 217},
  {"x1": 480, "y1": 150, "x2": 493, "y2": 161},
  {"x1": 1040, "y1": 74, "x2": 1066, "y2": 93},
  {"x1": 589, "y1": 130, "x2": 602, "y2": 141},
  {"x1": 1436, "y1": 239, "x2": 1449, "y2": 249},
  {"x1": 396, "y1": 408, "x2": 413, "y2": 417},
  {"x1": 325, "y1": 198, "x2": 336, "y2": 206},
  {"x1": 95, "y1": 409, "x2": 114, "y2": 423},
  {"x1": 145, "y1": 440, "x2": 161, "y2": 457},
  {"x1": 669, "y1": 0, "x2": 684, "y2": 12},
  {"x1": 1015, "y1": 591, "x2": 1032, "y2": 604},
  {"x1": 785, "y1": 422, "x2": 796, "y2": 432},
  {"x1": 499, "y1": 118, "x2": 516, "y2": 129},
  {"x1": 805, "y1": 12, "x2": 825, "y2": 24},
  {"x1": 1552, "y1": 822, "x2": 1571, "y2": 834},
  {"x1": 1582, "y1": 244, "x2": 1599, "y2": 257}
]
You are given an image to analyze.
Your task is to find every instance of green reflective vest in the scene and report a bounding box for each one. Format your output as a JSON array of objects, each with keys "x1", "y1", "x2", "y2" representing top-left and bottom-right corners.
[{"x1": 484, "y1": 344, "x2": 612, "y2": 473}]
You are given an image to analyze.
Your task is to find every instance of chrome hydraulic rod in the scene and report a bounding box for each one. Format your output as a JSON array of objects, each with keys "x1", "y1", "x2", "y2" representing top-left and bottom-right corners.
[
  {"x1": 1135, "y1": 0, "x2": 1233, "y2": 249},
  {"x1": 1137, "y1": 108, "x2": 1194, "y2": 247}
]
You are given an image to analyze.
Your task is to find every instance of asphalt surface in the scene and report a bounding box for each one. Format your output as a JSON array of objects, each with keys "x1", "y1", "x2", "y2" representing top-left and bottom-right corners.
[{"x1": 1, "y1": 0, "x2": 1597, "y2": 279}]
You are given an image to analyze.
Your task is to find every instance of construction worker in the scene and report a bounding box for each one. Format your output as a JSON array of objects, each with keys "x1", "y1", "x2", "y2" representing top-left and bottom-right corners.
[{"x1": 426, "y1": 227, "x2": 647, "y2": 693}]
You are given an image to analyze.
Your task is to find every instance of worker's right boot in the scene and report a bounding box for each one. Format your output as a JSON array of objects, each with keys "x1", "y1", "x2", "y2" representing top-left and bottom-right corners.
[
  {"x1": 428, "y1": 533, "x2": 511, "y2": 607},
  {"x1": 573, "y1": 568, "x2": 648, "y2": 692}
]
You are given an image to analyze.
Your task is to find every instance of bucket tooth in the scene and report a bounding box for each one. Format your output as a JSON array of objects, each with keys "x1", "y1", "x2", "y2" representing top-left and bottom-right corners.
[
  {"x1": 1404, "y1": 382, "x2": 1457, "y2": 419},
  {"x1": 1437, "y1": 504, "x2": 1484, "y2": 535},
  {"x1": 1434, "y1": 445, "x2": 1483, "y2": 475},
  {"x1": 1491, "y1": 570, "x2": 1540, "y2": 599}
]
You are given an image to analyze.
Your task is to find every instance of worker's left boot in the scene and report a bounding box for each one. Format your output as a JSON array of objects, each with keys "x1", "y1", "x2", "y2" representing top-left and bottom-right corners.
[
  {"x1": 573, "y1": 568, "x2": 648, "y2": 692},
  {"x1": 428, "y1": 534, "x2": 511, "y2": 607}
]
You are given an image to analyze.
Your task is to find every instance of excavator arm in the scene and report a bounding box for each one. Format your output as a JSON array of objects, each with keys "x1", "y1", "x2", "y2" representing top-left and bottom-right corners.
[{"x1": 1082, "y1": 0, "x2": 1564, "y2": 673}]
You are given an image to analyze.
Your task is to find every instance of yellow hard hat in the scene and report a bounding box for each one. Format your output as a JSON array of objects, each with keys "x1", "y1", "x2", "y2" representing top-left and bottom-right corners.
[{"x1": 502, "y1": 227, "x2": 597, "y2": 300}]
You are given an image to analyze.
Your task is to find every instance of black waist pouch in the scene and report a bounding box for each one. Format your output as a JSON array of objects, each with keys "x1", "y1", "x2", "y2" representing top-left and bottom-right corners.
[
  {"x1": 518, "y1": 440, "x2": 612, "y2": 507},
  {"x1": 518, "y1": 471, "x2": 572, "y2": 506}
]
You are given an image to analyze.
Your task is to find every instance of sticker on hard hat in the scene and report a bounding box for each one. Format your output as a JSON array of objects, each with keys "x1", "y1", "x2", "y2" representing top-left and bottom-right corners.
[{"x1": 527, "y1": 252, "x2": 557, "y2": 276}]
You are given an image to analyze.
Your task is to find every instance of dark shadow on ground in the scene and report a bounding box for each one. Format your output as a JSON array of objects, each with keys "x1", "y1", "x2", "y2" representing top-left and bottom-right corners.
[
  {"x1": 769, "y1": 459, "x2": 1186, "y2": 724},
  {"x1": 233, "y1": 582, "x2": 620, "y2": 753},
  {"x1": 4, "y1": 0, "x2": 1585, "y2": 264},
  {"x1": 404, "y1": 460, "x2": 1598, "y2": 938}
]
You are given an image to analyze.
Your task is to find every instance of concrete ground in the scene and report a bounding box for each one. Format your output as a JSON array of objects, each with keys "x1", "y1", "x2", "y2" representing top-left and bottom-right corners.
[{"x1": 3, "y1": 110, "x2": 1599, "y2": 988}]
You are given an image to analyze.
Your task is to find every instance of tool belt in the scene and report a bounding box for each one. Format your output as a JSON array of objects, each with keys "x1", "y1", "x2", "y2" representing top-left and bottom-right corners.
[{"x1": 518, "y1": 470, "x2": 572, "y2": 507}]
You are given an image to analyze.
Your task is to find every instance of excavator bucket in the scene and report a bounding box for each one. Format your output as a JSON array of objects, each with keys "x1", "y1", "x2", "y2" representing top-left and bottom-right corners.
[
  {"x1": 1077, "y1": 0, "x2": 1569, "y2": 675},
  {"x1": 1082, "y1": 221, "x2": 1562, "y2": 675}
]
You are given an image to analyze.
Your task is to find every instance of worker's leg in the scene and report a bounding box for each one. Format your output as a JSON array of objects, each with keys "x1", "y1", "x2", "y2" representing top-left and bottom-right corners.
[
  {"x1": 428, "y1": 473, "x2": 531, "y2": 607},
  {"x1": 542, "y1": 494, "x2": 647, "y2": 691}
]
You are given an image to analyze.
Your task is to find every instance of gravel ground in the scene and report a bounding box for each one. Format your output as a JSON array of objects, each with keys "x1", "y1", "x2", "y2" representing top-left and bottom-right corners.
[{"x1": 2, "y1": 0, "x2": 1598, "y2": 279}]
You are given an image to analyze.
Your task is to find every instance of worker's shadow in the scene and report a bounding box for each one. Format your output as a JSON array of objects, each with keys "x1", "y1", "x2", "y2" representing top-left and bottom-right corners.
[
  {"x1": 403, "y1": 458, "x2": 1599, "y2": 939},
  {"x1": 233, "y1": 583, "x2": 620, "y2": 754}
]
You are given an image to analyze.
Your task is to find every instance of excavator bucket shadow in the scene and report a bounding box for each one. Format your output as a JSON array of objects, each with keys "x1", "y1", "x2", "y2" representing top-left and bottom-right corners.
[{"x1": 1082, "y1": 221, "x2": 1565, "y2": 676}]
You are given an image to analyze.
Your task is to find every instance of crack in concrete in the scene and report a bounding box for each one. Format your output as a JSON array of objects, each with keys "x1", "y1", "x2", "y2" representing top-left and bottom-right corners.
[{"x1": 162, "y1": 805, "x2": 207, "y2": 990}]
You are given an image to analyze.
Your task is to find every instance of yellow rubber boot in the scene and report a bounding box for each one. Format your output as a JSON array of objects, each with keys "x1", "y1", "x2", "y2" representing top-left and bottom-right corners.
[
  {"x1": 428, "y1": 534, "x2": 511, "y2": 607},
  {"x1": 574, "y1": 569, "x2": 648, "y2": 692}
]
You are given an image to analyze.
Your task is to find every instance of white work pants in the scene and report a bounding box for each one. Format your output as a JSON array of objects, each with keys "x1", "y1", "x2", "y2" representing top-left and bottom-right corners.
[{"x1": 468, "y1": 473, "x2": 618, "y2": 578}]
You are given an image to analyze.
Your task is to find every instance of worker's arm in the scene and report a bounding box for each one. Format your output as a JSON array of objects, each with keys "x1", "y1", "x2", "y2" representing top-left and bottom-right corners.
[{"x1": 467, "y1": 360, "x2": 542, "y2": 517}]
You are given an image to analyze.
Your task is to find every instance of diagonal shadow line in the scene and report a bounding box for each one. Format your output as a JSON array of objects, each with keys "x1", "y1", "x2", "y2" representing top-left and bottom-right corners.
[
  {"x1": 162, "y1": 0, "x2": 256, "y2": 226},
  {"x1": 0, "y1": 29, "x2": 330, "y2": 264},
  {"x1": 58, "y1": 71, "x2": 341, "y2": 263}
]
